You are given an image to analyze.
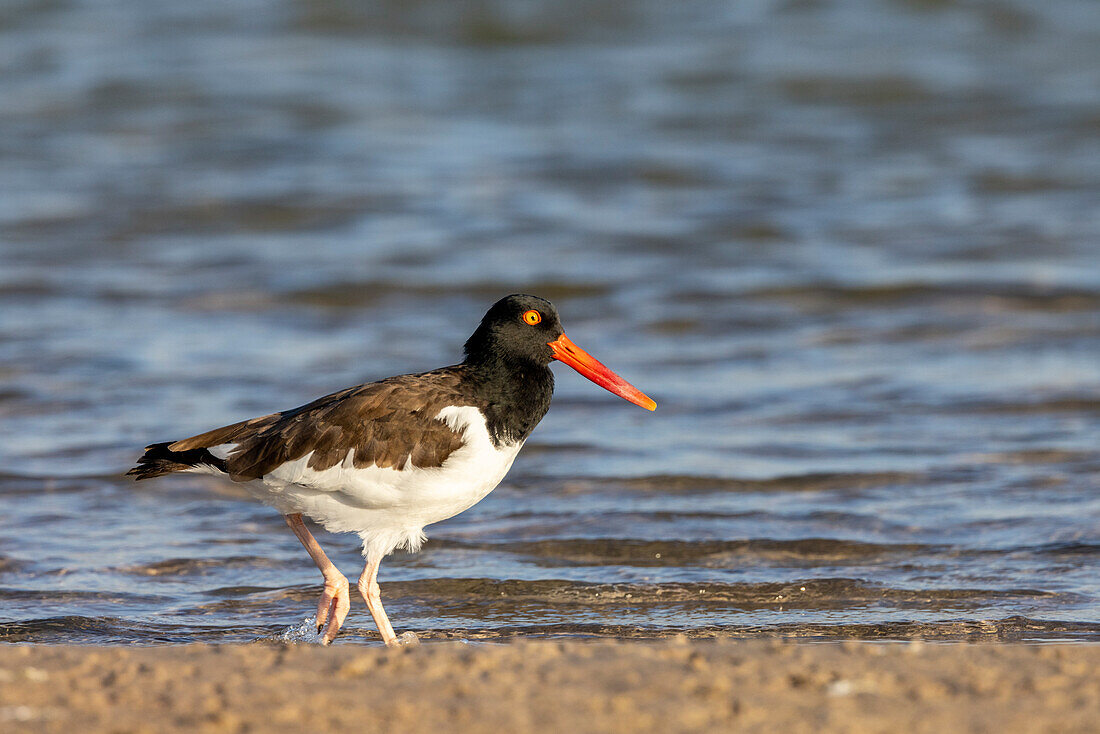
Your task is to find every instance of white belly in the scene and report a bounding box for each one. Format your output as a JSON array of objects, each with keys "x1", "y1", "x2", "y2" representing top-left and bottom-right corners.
[{"x1": 232, "y1": 406, "x2": 522, "y2": 560}]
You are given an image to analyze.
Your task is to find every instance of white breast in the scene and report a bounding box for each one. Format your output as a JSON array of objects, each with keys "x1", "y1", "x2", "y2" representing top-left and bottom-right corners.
[{"x1": 229, "y1": 405, "x2": 523, "y2": 561}]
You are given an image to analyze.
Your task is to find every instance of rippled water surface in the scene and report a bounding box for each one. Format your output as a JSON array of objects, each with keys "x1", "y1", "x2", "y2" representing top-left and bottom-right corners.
[{"x1": 1, "y1": 0, "x2": 1099, "y2": 644}]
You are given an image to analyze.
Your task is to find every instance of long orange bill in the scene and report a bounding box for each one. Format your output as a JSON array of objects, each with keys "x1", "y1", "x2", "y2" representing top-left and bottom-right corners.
[{"x1": 548, "y1": 334, "x2": 656, "y2": 411}]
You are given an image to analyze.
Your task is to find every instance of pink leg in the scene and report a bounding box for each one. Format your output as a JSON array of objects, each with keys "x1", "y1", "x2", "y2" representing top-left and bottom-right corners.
[
  {"x1": 284, "y1": 514, "x2": 350, "y2": 645},
  {"x1": 358, "y1": 557, "x2": 417, "y2": 646}
]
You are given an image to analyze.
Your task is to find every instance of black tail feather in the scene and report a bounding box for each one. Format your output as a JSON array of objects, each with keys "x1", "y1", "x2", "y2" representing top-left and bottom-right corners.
[{"x1": 127, "y1": 442, "x2": 227, "y2": 480}]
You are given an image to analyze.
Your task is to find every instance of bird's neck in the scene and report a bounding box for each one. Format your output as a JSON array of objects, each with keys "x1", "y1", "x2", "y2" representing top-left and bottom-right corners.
[{"x1": 462, "y1": 354, "x2": 554, "y2": 447}]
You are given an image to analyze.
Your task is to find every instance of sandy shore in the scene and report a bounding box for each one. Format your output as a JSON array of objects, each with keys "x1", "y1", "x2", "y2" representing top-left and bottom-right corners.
[{"x1": 1, "y1": 640, "x2": 1097, "y2": 733}]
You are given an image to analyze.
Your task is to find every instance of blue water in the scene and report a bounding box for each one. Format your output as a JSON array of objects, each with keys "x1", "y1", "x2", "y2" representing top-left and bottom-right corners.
[{"x1": 0, "y1": 0, "x2": 1098, "y2": 644}]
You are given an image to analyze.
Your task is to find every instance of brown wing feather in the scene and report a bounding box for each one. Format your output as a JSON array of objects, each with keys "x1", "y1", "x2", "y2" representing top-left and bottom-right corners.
[
  {"x1": 167, "y1": 367, "x2": 473, "y2": 482},
  {"x1": 167, "y1": 414, "x2": 280, "y2": 453}
]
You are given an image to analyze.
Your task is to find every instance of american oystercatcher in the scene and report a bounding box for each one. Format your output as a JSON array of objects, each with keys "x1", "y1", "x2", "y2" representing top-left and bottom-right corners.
[{"x1": 129, "y1": 294, "x2": 655, "y2": 645}]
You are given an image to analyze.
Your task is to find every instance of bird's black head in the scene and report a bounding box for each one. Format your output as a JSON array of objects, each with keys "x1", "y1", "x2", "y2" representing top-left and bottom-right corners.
[
  {"x1": 464, "y1": 294, "x2": 564, "y2": 368},
  {"x1": 464, "y1": 293, "x2": 656, "y2": 412}
]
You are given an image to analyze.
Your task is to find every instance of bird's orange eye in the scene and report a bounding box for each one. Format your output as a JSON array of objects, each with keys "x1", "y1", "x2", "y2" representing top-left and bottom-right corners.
[{"x1": 522, "y1": 310, "x2": 542, "y2": 325}]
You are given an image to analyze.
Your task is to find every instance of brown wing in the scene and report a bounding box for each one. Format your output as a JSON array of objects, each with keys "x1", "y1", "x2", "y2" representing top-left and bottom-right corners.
[{"x1": 167, "y1": 367, "x2": 472, "y2": 481}]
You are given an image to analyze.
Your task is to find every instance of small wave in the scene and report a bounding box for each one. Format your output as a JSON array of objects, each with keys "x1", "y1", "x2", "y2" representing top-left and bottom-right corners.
[
  {"x1": 529, "y1": 471, "x2": 926, "y2": 495},
  {"x1": 964, "y1": 400, "x2": 1100, "y2": 417},
  {"x1": 383, "y1": 577, "x2": 1058, "y2": 609},
  {"x1": 116, "y1": 556, "x2": 289, "y2": 577},
  {"x1": 284, "y1": 280, "x2": 611, "y2": 310},
  {"x1": 0, "y1": 616, "x2": 283, "y2": 644},
  {"x1": 0, "y1": 588, "x2": 168, "y2": 605},
  {"x1": 0, "y1": 556, "x2": 27, "y2": 574},
  {"x1": 745, "y1": 282, "x2": 1100, "y2": 313},
  {"x1": 1022, "y1": 542, "x2": 1100, "y2": 558},
  {"x1": 435, "y1": 537, "x2": 938, "y2": 566}
]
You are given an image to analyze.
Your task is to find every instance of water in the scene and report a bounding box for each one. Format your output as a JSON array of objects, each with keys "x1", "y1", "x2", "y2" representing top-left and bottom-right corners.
[{"x1": 1, "y1": 0, "x2": 1099, "y2": 644}]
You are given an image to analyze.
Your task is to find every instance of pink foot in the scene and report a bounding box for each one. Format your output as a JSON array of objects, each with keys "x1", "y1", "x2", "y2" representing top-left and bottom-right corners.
[{"x1": 315, "y1": 574, "x2": 351, "y2": 645}]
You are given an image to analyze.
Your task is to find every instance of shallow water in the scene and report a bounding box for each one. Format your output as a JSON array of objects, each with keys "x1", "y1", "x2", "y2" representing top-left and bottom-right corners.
[{"x1": 1, "y1": 0, "x2": 1098, "y2": 644}]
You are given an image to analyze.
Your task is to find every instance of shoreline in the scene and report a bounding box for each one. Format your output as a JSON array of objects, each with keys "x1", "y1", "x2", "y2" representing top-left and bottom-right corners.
[{"x1": 2, "y1": 639, "x2": 1098, "y2": 733}]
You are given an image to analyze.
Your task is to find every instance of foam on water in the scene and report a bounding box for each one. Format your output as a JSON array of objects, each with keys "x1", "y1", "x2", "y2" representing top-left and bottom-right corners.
[{"x1": 276, "y1": 618, "x2": 326, "y2": 646}]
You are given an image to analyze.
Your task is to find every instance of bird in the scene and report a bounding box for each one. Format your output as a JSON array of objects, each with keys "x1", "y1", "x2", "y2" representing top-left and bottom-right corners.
[{"x1": 128, "y1": 294, "x2": 655, "y2": 645}]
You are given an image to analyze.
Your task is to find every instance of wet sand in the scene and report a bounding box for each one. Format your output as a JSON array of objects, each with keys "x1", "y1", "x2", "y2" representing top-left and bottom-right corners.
[{"x1": 1, "y1": 640, "x2": 1097, "y2": 733}]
